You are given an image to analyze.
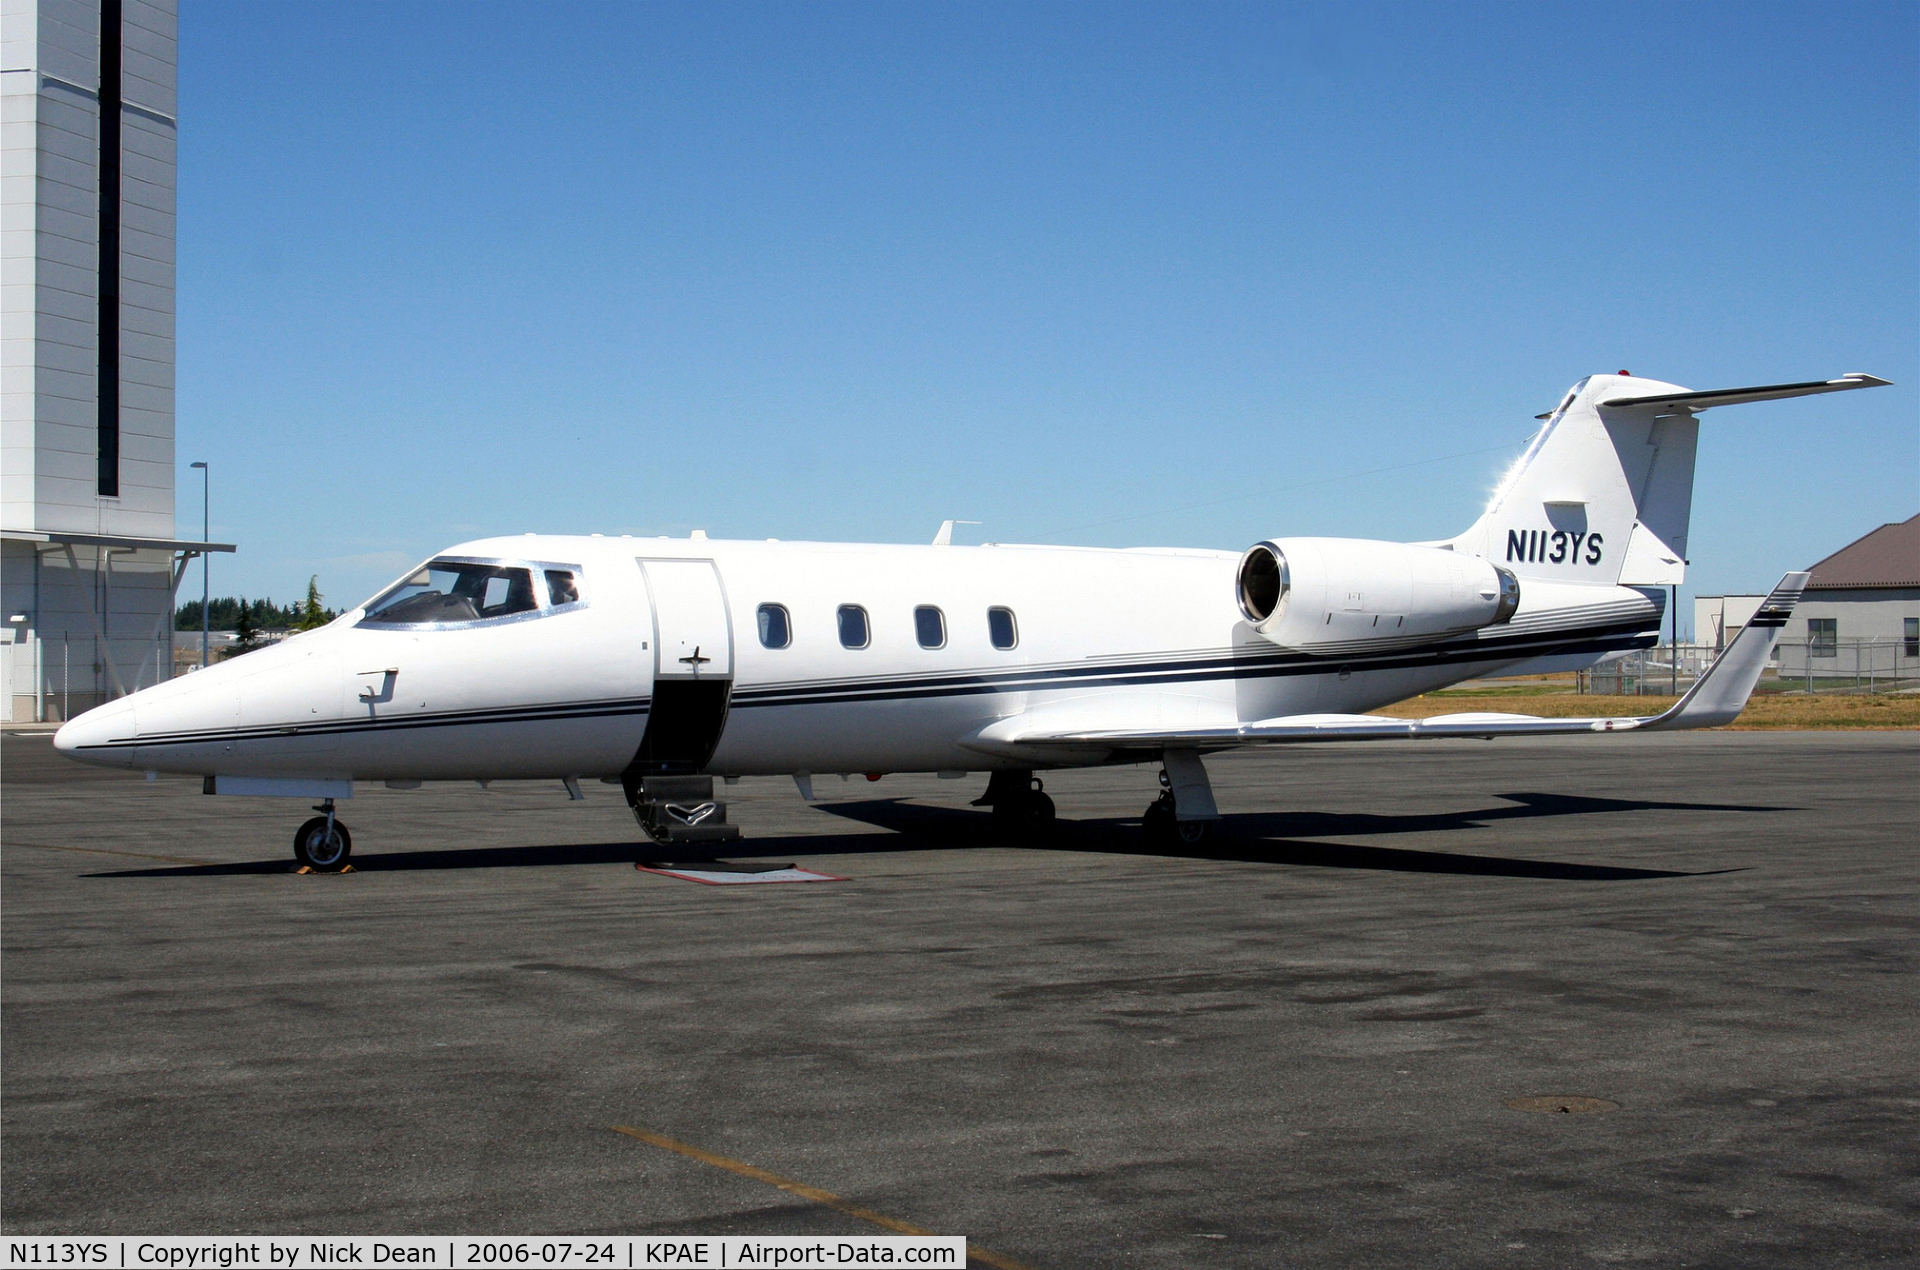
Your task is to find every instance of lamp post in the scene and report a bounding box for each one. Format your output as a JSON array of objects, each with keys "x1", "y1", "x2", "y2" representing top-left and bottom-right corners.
[{"x1": 191, "y1": 461, "x2": 208, "y2": 668}]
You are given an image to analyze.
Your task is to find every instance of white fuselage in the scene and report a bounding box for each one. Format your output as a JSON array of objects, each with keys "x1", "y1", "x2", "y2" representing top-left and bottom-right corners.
[{"x1": 54, "y1": 534, "x2": 1660, "y2": 781}]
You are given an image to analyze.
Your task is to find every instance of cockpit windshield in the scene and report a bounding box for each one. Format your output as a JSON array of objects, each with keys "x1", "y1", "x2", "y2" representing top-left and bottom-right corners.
[{"x1": 358, "y1": 558, "x2": 582, "y2": 627}]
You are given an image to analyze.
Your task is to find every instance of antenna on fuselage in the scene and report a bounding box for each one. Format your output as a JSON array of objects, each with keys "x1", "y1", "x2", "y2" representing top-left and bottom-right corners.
[{"x1": 932, "y1": 519, "x2": 981, "y2": 546}]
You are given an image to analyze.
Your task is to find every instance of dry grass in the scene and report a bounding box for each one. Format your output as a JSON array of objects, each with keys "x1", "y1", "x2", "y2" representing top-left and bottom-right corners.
[{"x1": 1376, "y1": 691, "x2": 1920, "y2": 729}]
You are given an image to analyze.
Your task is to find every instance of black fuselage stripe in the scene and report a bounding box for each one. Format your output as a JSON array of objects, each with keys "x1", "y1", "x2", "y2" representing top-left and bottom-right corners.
[
  {"x1": 86, "y1": 699, "x2": 654, "y2": 750},
  {"x1": 138, "y1": 697, "x2": 651, "y2": 740},
  {"x1": 83, "y1": 624, "x2": 1655, "y2": 752},
  {"x1": 734, "y1": 635, "x2": 1656, "y2": 708},
  {"x1": 732, "y1": 620, "x2": 1657, "y2": 707}
]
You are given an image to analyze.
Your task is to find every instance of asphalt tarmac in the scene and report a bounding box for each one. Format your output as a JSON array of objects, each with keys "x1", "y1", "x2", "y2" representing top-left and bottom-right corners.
[{"x1": 3, "y1": 729, "x2": 1916, "y2": 1267}]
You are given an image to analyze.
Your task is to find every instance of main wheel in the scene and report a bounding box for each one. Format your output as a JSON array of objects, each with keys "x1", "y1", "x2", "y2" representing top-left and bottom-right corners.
[
  {"x1": 294, "y1": 816, "x2": 352, "y2": 871},
  {"x1": 1141, "y1": 794, "x2": 1176, "y2": 846},
  {"x1": 1174, "y1": 817, "x2": 1213, "y2": 846},
  {"x1": 1141, "y1": 794, "x2": 1212, "y2": 848},
  {"x1": 991, "y1": 788, "x2": 1057, "y2": 839}
]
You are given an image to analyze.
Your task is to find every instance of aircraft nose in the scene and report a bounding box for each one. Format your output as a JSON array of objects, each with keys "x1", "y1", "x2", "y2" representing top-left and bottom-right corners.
[{"x1": 53, "y1": 698, "x2": 140, "y2": 768}]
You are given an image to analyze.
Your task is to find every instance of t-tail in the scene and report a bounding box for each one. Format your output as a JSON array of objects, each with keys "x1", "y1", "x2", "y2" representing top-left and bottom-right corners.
[{"x1": 1451, "y1": 372, "x2": 1890, "y2": 587}]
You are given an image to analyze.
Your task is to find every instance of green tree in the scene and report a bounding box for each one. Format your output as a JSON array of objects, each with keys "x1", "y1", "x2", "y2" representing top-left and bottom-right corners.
[
  {"x1": 178, "y1": 593, "x2": 316, "y2": 631},
  {"x1": 228, "y1": 605, "x2": 263, "y2": 657},
  {"x1": 296, "y1": 576, "x2": 330, "y2": 630}
]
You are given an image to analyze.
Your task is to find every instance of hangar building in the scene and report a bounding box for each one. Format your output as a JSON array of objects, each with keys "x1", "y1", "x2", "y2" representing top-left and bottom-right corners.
[
  {"x1": 2, "y1": 0, "x2": 226, "y2": 722},
  {"x1": 1693, "y1": 592, "x2": 1765, "y2": 651},
  {"x1": 1698, "y1": 516, "x2": 1917, "y2": 684},
  {"x1": 1775, "y1": 513, "x2": 1920, "y2": 683}
]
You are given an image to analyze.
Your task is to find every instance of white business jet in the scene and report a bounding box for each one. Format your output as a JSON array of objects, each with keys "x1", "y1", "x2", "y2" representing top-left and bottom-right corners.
[{"x1": 56, "y1": 372, "x2": 1889, "y2": 870}]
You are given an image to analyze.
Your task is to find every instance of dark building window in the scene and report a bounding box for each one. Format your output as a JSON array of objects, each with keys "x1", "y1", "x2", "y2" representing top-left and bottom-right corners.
[
  {"x1": 914, "y1": 606, "x2": 945, "y2": 649},
  {"x1": 757, "y1": 604, "x2": 791, "y2": 650},
  {"x1": 837, "y1": 604, "x2": 869, "y2": 650},
  {"x1": 96, "y1": 0, "x2": 122, "y2": 497},
  {"x1": 1808, "y1": 618, "x2": 1837, "y2": 658},
  {"x1": 1905, "y1": 617, "x2": 1917, "y2": 659},
  {"x1": 988, "y1": 607, "x2": 1018, "y2": 650}
]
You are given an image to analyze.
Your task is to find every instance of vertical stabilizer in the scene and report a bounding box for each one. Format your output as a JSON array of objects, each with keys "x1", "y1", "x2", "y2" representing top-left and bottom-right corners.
[{"x1": 1453, "y1": 374, "x2": 1700, "y2": 587}]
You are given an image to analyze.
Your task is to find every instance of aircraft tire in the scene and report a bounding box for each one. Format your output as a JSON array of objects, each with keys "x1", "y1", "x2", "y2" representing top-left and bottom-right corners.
[
  {"x1": 992, "y1": 790, "x2": 1056, "y2": 839},
  {"x1": 1141, "y1": 796, "x2": 1176, "y2": 846},
  {"x1": 1142, "y1": 795, "x2": 1211, "y2": 847},
  {"x1": 1175, "y1": 818, "x2": 1213, "y2": 846},
  {"x1": 294, "y1": 816, "x2": 353, "y2": 871},
  {"x1": 1027, "y1": 790, "x2": 1057, "y2": 832}
]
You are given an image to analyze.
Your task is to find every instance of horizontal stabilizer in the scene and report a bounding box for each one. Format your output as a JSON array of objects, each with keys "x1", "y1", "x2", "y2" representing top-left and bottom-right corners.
[
  {"x1": 1602, "y1": 373, "x2": 1891, "y2": 411},
  {"x1": 980, "y1": 572, "x2": 1808, "y2": 751}
]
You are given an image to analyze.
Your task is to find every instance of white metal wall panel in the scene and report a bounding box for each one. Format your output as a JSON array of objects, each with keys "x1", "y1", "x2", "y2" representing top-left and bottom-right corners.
[{"x1": 1, "y1": 0, "x2": 181, "y2": 716}]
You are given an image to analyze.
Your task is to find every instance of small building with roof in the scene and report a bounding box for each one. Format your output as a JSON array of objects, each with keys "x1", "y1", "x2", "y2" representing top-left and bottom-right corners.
[
  {"x1": 1774, "y1": 513, "x2": 1920, "y2": 684},
  {"x1": 1694, "y1": 592, "x2": 1765, "y2": 651}
]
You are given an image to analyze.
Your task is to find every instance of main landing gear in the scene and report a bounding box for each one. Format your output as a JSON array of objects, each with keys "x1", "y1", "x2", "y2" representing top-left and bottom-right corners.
[
  {"x1": 976, "y1": 769, "x2": 1056, "y2": 839},
  {"x1": 976, "y1": 754, "x2": 1222, "y2": 847},
  {"x1": 1140, "y1": 749, "x2": 1221, "y2": 849},
  {"x1": 293, "y1": 799, "x2": 352, "y2": 871}
]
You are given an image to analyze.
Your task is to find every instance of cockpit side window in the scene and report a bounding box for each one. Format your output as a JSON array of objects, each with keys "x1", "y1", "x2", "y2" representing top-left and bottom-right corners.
[{"x1": 360, "y1": 559, "x2": 567, "y2": 627}]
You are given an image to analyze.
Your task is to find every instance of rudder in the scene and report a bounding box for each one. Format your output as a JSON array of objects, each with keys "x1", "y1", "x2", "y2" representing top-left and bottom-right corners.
[{"x1": 1453, "y1": 373, "x2": 1698, "y2": 587}]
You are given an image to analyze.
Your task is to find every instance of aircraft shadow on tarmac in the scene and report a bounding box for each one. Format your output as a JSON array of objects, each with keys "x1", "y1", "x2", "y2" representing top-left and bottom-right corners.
[
  {"x1": 86, "y1": 790, "x2": 1775, "y2": 882},
  {"x1": 806, "y1": 791, "x2": 1775, "y2": 881}
]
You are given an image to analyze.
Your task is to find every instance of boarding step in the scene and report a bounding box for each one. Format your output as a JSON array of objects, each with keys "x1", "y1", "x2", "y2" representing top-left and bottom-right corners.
[{"x1": 631, "y1": 775, "x2": 742, "y2": 846}]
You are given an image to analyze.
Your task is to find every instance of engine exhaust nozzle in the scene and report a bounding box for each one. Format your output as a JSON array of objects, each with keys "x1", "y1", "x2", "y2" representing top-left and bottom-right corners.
[{"x1": 1237, "y1": 543, "x2": 1290, "y2": 626}]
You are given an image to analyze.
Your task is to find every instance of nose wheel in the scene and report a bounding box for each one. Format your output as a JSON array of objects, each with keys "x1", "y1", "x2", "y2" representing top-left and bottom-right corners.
[{"x1": 294, "y1": 800, "x2": 352, "y2": 871}]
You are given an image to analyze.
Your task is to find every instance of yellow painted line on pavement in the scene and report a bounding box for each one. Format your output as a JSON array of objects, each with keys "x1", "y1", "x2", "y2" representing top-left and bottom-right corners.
[
  {"x1": 4, "y1": 840, "x2": 217, "y2": 866},
  {"x1": 611, "y1": 1124, "x2": 1038, "y2": 1270}
]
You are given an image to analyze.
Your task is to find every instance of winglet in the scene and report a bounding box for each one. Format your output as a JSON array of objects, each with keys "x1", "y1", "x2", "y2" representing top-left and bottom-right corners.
[{"x1": 1640, "y1": 571, "x2": 1808, "y2": 730}]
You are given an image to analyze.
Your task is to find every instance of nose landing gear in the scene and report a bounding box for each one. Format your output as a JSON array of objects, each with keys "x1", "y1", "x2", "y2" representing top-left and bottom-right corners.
[{"x1": 293, "y1": 799, "x2": 353, "y2": 871}]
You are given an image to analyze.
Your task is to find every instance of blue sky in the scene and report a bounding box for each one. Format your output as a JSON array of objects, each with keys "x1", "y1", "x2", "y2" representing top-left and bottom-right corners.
[{"x1": 177, "y1": 1, "x2": 1917, "y2": 629}]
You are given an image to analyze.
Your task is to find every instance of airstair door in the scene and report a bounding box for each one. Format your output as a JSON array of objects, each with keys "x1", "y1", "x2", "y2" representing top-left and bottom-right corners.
[
  {"x1": 631, "y1": 559, "x2": 734, "y2": 773},
  {"x1": 642, "y1": 559, "x2": 734, "y2": 681}
]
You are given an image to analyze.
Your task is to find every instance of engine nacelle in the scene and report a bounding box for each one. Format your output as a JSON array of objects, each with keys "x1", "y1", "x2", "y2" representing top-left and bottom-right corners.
[{"x1": 1236, "y1": 537, "x2": 1519, "y2": 654}]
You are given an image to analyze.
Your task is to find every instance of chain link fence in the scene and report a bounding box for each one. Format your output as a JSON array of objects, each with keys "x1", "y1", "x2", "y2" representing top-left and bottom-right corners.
[{"x1": 1580, "y1": 639, "x2": 1920, "y2": 696}]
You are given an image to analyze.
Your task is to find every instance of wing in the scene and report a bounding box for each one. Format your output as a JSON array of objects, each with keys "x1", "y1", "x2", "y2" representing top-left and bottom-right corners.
[{"x1": 983, "y1": 572, "x2": 1807, "y2": 752}]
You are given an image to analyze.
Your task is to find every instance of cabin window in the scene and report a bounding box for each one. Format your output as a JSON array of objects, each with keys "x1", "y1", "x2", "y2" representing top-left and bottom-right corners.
[
  {"x1": 361, "y1": 561, "x2": 541, "y2": 625},
  {"x1": 988, "y1": 606, "x2": 1018, "y2": 650},
  {"x1": 838, "y1": 604, "x2": 870, "y2": 650},
  {"x1": 914, "y1": 605, "x2": 946, "y2": 649},
  {"x1": 1905, "y1": 617, "x2": 1918, "y2": 658},
  {"x1": 545, "y1": 570, "x2": 580, "y2": 607},
  {"x1": 1808, "y1": 618, "x2": 1837, "y2": 658},
  {"x1": 758, "y1": 603, "x2": 792, "y2": 650}
]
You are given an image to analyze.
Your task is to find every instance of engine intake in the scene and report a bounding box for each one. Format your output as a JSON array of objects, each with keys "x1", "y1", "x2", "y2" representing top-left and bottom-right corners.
[{"x1": 1236, "y1": 538, "x2": 1518, "y2": 654}]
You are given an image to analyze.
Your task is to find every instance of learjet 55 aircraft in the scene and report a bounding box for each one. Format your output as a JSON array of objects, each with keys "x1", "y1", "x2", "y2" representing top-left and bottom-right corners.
[{"x1": 56, "y1": 372, "x2": 1889, "y2": 869}]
